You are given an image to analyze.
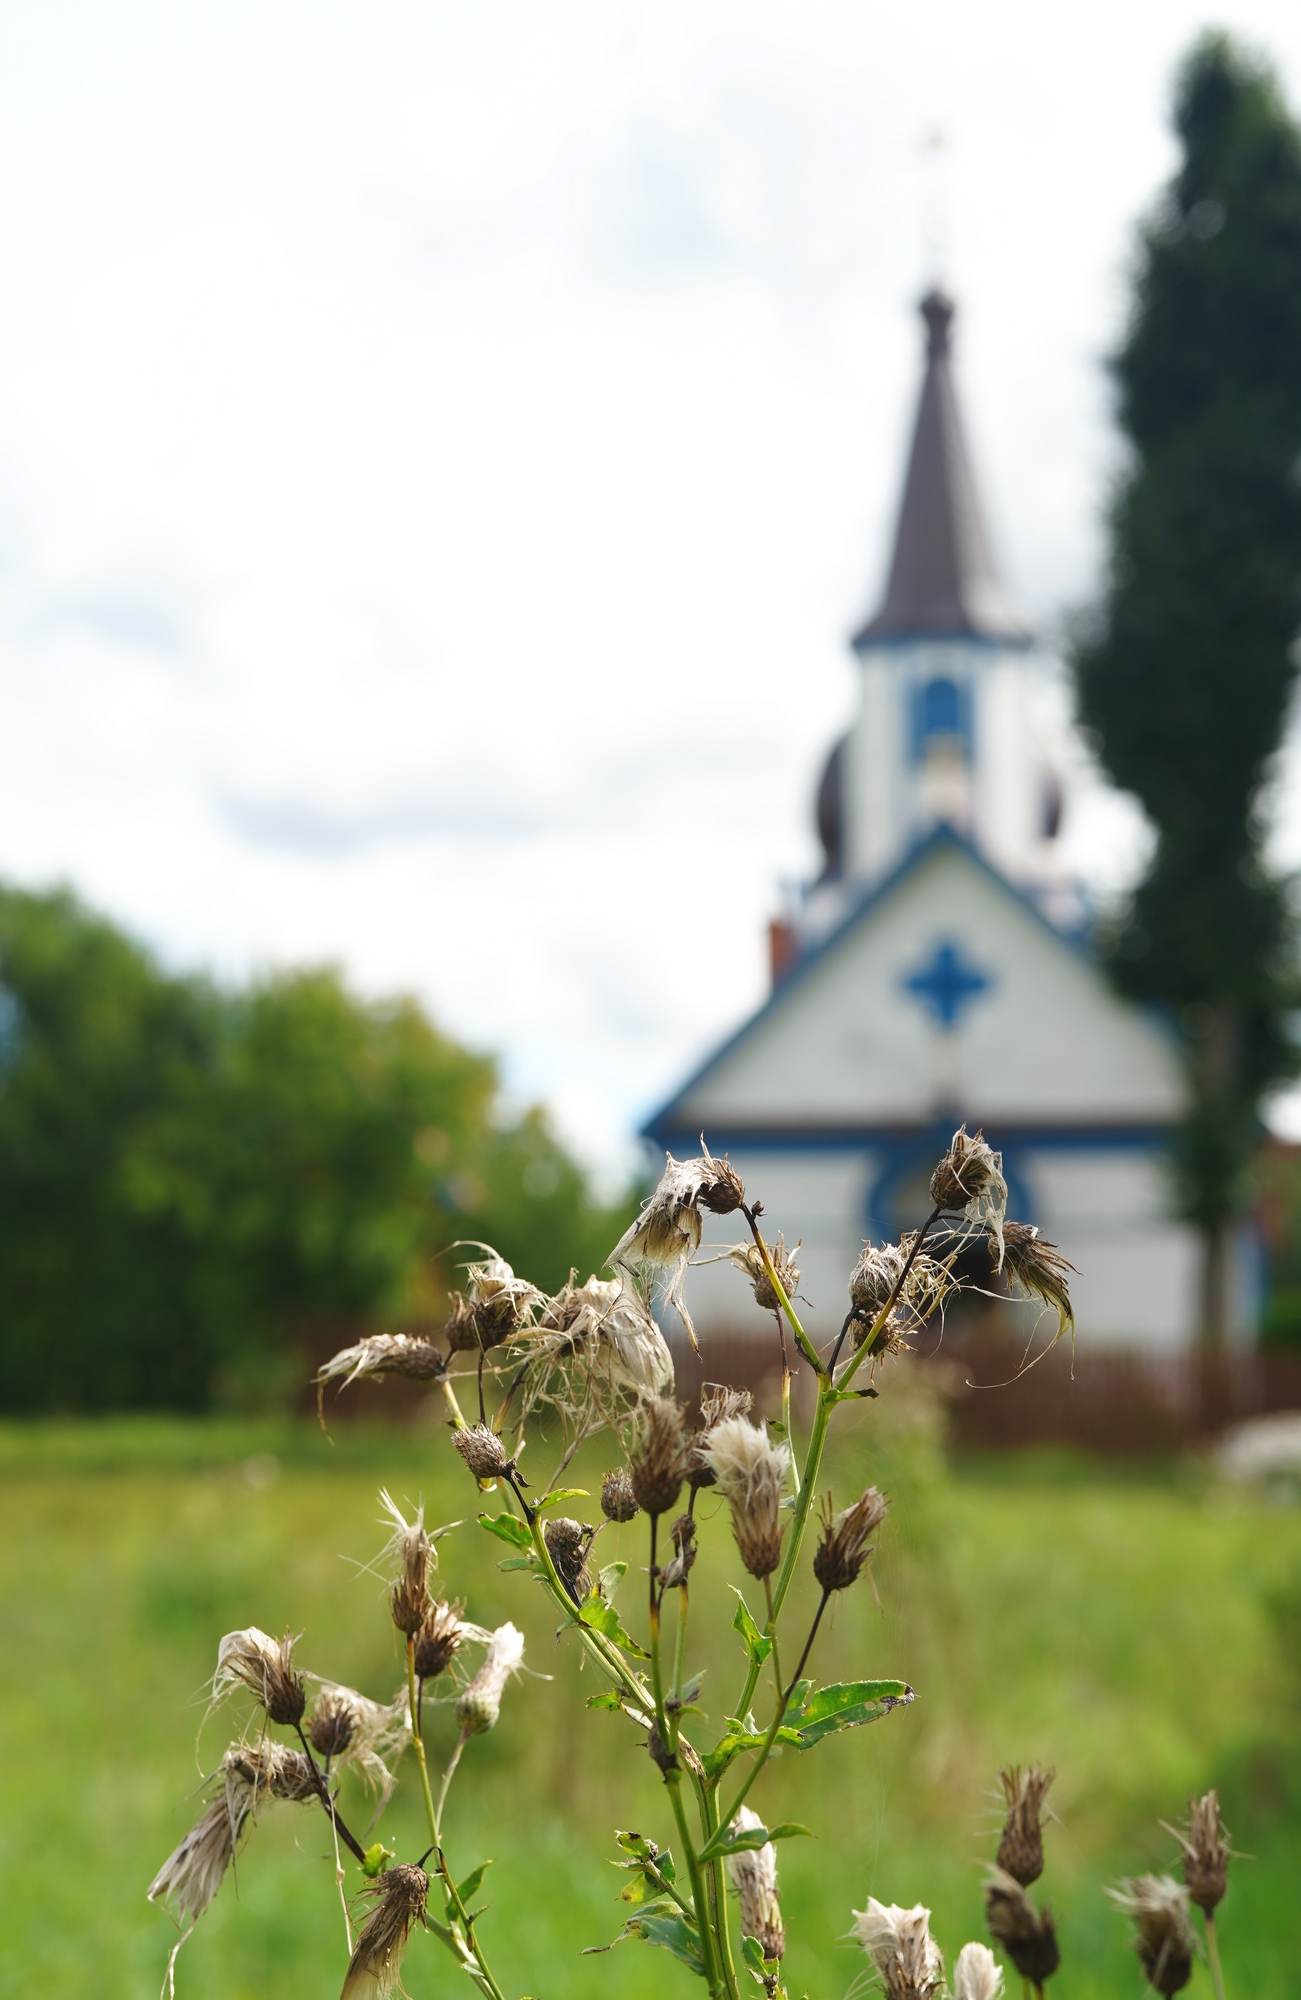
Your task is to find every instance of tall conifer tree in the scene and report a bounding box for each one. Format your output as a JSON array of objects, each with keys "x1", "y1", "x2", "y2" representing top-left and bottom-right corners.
[{"x1": 1074, "y1": 34, "x2": 1301, "y2": 1341}]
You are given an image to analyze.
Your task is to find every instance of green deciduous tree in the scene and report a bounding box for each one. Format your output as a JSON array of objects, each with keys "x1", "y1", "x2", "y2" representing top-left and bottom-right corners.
[
  {"x1": 1073, "y1": 33, "x2": 1301, "y2": 1341},
  {"x1": 0, "y1": 886, "x2": 635, "y2": 1411}
]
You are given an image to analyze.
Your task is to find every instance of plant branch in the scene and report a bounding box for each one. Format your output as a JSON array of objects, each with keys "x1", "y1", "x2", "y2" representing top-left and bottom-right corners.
[
  {"x1": 1204, "y1": 1909, "x2": 1227, "y2": 2000},
  {"x1": 832, "y1": 1206, "x2": 943, "y2": 1389},
  {"x1": 291, "y1": 1724, "x2": 367, "y2": 1865}
]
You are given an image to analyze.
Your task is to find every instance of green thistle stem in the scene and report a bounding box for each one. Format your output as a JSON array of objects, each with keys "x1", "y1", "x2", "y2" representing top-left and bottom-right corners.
[{"x1": 1205, "y1": 1909, "x2": 1227, "y2": 2000}]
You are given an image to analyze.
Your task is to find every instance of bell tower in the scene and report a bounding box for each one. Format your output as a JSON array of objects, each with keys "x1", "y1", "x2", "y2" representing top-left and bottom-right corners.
[{"x1": 808, "y1": 291, "x2": 1064, "y2": 936}]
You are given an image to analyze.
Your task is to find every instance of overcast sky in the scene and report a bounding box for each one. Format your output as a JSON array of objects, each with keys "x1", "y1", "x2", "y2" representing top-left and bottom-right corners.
[{"x1": 3, "y1": 0, "x2": 1301, "y2": 1176}]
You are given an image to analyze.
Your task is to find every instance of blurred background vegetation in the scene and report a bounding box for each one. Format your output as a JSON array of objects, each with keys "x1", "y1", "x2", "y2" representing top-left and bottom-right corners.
[
  {"x1": 0, "y1": 1393, "x2": 1297, "y2": 1999},
  {"x1": 0, "y1": 882, "x2": 637, "y2": 1413}
]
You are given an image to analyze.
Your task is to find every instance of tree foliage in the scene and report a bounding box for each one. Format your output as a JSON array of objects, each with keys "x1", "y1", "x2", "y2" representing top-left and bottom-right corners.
[
  {"x1": 0, "y1": 885, "x2": 635, "y2": 1411},
  {"x1": 1073, "y1": 33, "x2": 1301, "y2": 1260}
]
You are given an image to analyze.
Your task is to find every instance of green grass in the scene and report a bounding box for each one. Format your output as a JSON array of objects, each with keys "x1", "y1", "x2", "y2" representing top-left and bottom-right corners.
[{"x1": 0, "y1": 1403, "x2": 1298, "y2": 1999}]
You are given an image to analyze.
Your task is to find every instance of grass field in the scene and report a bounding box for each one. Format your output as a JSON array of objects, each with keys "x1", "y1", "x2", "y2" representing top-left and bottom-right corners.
[{"x1": 0, "y1": 1398, "x2": 1298, "y2": 1999}]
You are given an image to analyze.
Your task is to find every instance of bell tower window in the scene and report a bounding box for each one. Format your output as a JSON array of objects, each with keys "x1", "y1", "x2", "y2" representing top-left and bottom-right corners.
[{"x1": 911, "y1": 675, "x2": 971, "y2": 761}]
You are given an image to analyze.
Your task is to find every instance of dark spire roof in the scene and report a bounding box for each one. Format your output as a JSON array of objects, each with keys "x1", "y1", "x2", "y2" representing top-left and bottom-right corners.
[{"x1": 853, "y1": 290, "x2": 1032, "y2": 649}]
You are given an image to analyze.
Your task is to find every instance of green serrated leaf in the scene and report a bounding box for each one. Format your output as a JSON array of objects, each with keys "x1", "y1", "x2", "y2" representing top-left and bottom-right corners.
[
  {"x1": 456, "y1": 1861, "x2": 492, "y2": 1904},
  {"x1": 580, "y1": 1592, "x2": 650, "y2": 1660},
  {"x1": 701, "y1": 1721, "x2": 802, "y2": 1780},
  {"x1": 615, "y1": 1830, "x2": 656, "y2": 1858},
  {"x1": 478, "y1": 1510, "x2": 532, "y2": 1550},
  {"x1": 786, "y1": 1678, "x2": 914, "y2": 1747},
  {"x1": 586, "y1": 1898, "x2": 705, "y2": 1975},
  {"x1": 741, "y1": 1934, "x2": 769, "y2": 1972},
  {"x1": 496, "y1": 1554, "x2": 534, "y2": 1571},
  {"x1": 731, "y1": 1589, "x2": 772, "y2": 1665},
  {"x1": 598, "y1": 1560, "x2": 627, "y2": 1604},
  {"x1": 360, "y1": 1841, "x2": 392, "y2": 1879},
  {"x1": 536, "y1": 1488, "x2": 590, "y2": 1511},
  {"x1": 587, "y1": 1690, "x2": 622, "y2": 1712}
]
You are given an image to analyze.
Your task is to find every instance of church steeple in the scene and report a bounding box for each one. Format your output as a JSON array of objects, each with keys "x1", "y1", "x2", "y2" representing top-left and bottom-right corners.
[{"x1": 853, "y1": 291, "x2": 1031, "y2": 649}]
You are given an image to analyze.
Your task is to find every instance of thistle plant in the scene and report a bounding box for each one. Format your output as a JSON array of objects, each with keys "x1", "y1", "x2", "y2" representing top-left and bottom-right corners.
[{"x1": 148, "y1": 1124, "x2": 1077, "y2": 1998}]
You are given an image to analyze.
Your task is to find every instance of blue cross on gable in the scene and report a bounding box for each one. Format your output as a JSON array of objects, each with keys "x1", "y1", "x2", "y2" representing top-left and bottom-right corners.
[{"x1": 902, "y1": 937, "x2": 990, "y2": 1031}]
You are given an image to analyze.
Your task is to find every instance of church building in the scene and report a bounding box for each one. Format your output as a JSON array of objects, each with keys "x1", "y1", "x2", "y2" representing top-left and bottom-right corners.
[{"x1": 645, "y1": 291, "x2": 1235, "y2": 1354}]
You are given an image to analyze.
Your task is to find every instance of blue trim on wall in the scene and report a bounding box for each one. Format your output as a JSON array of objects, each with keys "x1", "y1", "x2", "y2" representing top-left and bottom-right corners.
[
  {"x1": 639, "y1": 825, "x2": 1177, "y2": 1143},
  {"x1": 644, "y1": 1120, "x2": 1173, "y2": 1156}
]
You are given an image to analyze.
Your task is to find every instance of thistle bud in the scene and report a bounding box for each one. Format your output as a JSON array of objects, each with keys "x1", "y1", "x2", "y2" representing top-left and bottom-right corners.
[
  {"x1": 413, "y1": 1600, "x2": 465, "y2": 1681},
  {"x1": 213, "y1": 1627, "x2": 306, "y2": 1727},
  {"x1": 813, "y1": 1487, "x2": 889, "y2": 1593},
  {"x1": 1108, "y1": 1876, "x2": 1196, "y2": 1996},
  {"x1": 308, "y1": 1690, "x2": 356, "y2": 1759},
  {"x1": 1161, "y1": 1789, "x2": 1230, "y2": 1914},
  {"x1": 983, "y1": 1869, "x2": 1060, "y2": 1986},
  {"x1": 851, "y1": 1899, "x2": 945, "y2": 2000},
  {"x1": 628, "y1": 1396, "x2": 687, "y2": 1518},
  {"x1": 341, "y1": 1863, "x2": 429, "y2": 2000},
  {"x1": 727, "y1": 1807, "x2": 786, "y2": 1963},
  {"x1": 455, "y1": 1622, "x2": 525, "y2": 1736},
  {"x1": 700, "y1": 1417, "x2": 791, "y2": 1579},
  {"x1": 996, "y1": 1765, "x2": 1055, "y2": 1886},
  {"x1": 452, "y1": 1423, "x2": 510, "y2": 1481},
  {"x1": 601, "y1": 1466, "x2": 640, "y2": 1522},
  {"x1": 952, "y1": 1941, "x2": 1003, "y2": 2000},
  {"x1": 544, "y1": 1517, "x2": 593, "y2": 1603},
  {"x1": 658, "y1": 1511, "x2": 697, "y2": 1590}
]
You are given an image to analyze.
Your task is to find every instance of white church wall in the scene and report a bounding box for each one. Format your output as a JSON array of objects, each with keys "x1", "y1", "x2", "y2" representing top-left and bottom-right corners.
[
  {"x1": 1022, "y1": 1149, "x2": 1199, "y2": 1348},
  {"x1": 976, "y1": 652, "x2": 1040, "y2": 880},
  {"x1": 845, "y1": 658, "x2": 901, "y2": 883}
]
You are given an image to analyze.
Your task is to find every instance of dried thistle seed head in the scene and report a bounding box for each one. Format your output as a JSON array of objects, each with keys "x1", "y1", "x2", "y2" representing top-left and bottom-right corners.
[
  {"x1": 455, "y1": 1622, "x2": 525, "y2": 1736},
  {"x1": 851, "y1": 1898, "x2": 945, "y2": 2000},
  {"x1": 607, "y1": 1146, "x2": 743, "y2": 1352},
  {"x1": 413, "y1": 1599, "x2": 465, "y2": 1681},
  {"x1": 544, "y1": 1517, "x2": 593, "y2": 1602},
  {"x1": 309, "y1": 1689, "x2": 356, "y2": 1759},
  {"x1": 1108, "y1": 1876, "x2": 1196, "y2": 1996},
  {"x1": 600, "y1": 1466, "x2": 640, "y2": 1522},
  {"x1": 701, "y1": 1416, "x2": 791, "y2": 1579},
  {"x1": 443, "y1": 1293, "x2": 481, "y2": 1354},
  {"x1": 930, "y1": 1125, "x2": 1002, "y2": 1213},
  {"x1": 698, "y1": 1149, "x2": 746, "y2": 1214},
  {"x1": 213, "y1": 1627, "x2": 306, "y2": 1726},
  {"x1": 444, "y1": 1249, "x2": 543, "y2": 1354},
  {"x1": 379, "y1": 1492, "x2": 435, "y2": 1636},
  {"x1": 1000, "y1": 1223, "x2": 1075, "y2": 1344},
  {"x1": 148, "y1": 1744, "x2": 271, "y2": 1925},
  {"x1": 983, "y1": 1869, "x2": 1060, "y2": 1986},
  {"x1": 316, "y1": 1332, "x2": 446, "y2": 1392},
  {"x1": 659, "y1": 1511, "x2": 697, "y2": 1590},
  {"x1": 628, "y1": 1395, "x2": 687, "y2": 1517},
  {"x1": 813, "y1": 1486, "x2": 889, "y2": 1593},
  {"x1": 452, "y1": 1422, "x2": 510, "y2": 1481},
  {"x1": 847, "y1": 1238, "x2": 952, "y2": 1355},
  {"x1": 341, "y1": 1862, "x2": 430, "y2": 2000},
  {"x1": 928, "y1": 1124, "x2": 1009, "y2": 1267},
  {"x1": 953, "y1": 1941, "x2": 1004, "y2": 2000},
  {"x1": 997, "y1": 1765, "x2": 1055, "y2": 1886},
  {"x1": 723, "y1": 1235, "x2": 801, "y2": 1315},
  {"x1": 727, "y1": 1807, "x2": 785, "y2": 1962},
  {"x1": 515, "y1": 1277, "x2": 675, "y2": 1432},
  {"x1": 688, "y1": 1384, "x2": 754, "y2": 1488},
  {"x1": 308, "y1": 1683, "x2": 413, "y2": 1805},
  {"x1": 1162, "y1": 1790, "x2": 1230, "y2": 1913}
]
